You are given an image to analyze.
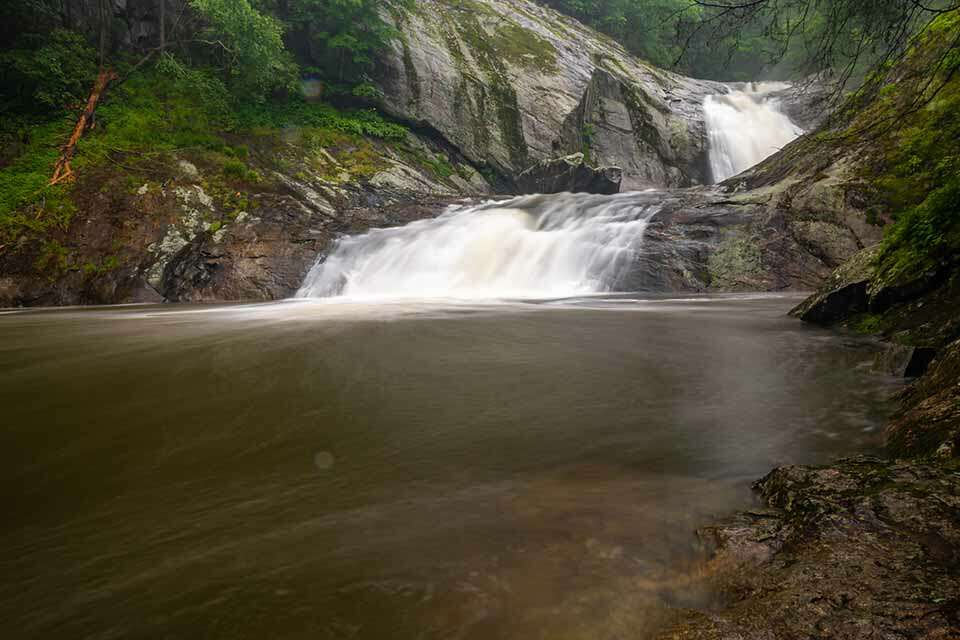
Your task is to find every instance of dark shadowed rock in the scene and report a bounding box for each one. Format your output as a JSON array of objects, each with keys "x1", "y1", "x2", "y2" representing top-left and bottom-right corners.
[
  {"x1": 515, "y1": 153, "x2": 622, "y2": 195},
  {"x1": 790, "y1": 244, "x2": 879, "y2": 323}
]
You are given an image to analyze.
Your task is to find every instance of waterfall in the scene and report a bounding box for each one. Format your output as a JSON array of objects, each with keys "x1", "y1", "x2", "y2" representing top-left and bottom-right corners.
[
  {"x1": 297, "y1": 193, "x2": 662, "y2": 300},
  {"x1": 704, "y1": 82, "x2": 804, "y2": 183}
]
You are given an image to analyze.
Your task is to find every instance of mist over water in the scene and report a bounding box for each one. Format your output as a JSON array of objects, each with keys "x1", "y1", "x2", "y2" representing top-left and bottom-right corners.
[
  {"x1": 298, "y1": 193, "x2": 661, "y2": 300},
  {"x1": 704, "y1": 82, "x2": 804, "y2": 182}
]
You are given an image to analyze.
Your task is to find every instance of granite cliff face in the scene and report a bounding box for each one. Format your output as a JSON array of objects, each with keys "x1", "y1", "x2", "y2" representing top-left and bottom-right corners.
[{"x1": 375, "y1": 0, "x2": 725, "y2": 189}]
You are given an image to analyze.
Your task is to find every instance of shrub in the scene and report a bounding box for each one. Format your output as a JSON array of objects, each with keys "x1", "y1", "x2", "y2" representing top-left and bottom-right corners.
[{"x1": 0, "y1": 29, "x2": 98, "y2": 114}]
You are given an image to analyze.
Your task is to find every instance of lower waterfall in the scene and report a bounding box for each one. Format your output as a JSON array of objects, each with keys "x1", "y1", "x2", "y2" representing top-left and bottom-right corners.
[
  {"x1": 297, "y1": 193, "x2": 661, "y2": 300},
  {"x1": 704, "y1": 82, "x2": 804, "y2": 182},
  {"x1": 297, "y1": 83, "x2": 808, "y2": 301}
]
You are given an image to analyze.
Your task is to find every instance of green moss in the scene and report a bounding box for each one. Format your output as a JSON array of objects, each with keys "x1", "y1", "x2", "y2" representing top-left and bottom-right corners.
[
  {"x1": 844, "y1": 14, "x2": 960, "y2": 290},
  {"x1": 849, "y1": 313, "x2": 884, "y2": 334},
  {"x1": 235, "y1": 99, "x2": 407, "y2": 141},
  {"x1": 34, "y1": 239, "x2": 73, "y2": 276},
  {"x1": 875, "y1": 180, "x2": 960, "y2": 287},
  {"x1": 581, "y1": 123, "x2": 595, "y2": 162},
  {"x1": 490, "y1": 23, "x2": 557, "y2": 73},
  {"x1": 708, "y1": 231, "x2": 764, "y2": 288},
  {"x1": 406, "y1": 147, "x2": 456, "y2": 180},
  {"x1": 222, "y1": 159, "x2": 247, "y2": 179},
  {"x1": 81, "y1": 254, "x2": 120, "y2": 277},
  {"x1": 442, "y1": 6, "x2": 529, "y2": 169}
]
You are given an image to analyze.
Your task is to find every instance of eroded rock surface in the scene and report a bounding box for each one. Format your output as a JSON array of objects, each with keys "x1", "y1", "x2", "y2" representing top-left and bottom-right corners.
[{"x1": 661, "y1": 457, "x2": 960, "y2": 640}]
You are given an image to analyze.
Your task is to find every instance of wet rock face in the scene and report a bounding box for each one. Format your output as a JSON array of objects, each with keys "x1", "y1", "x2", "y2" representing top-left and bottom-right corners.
[
  {"x1": 887, "y1": 338, "x2": 960, "y2": 458},
  {"x1": 662, "y1": 456, "x2": 960, "y2": 640},
  {"x1": 376, "y1": 0, "x2": 722, "y2": 188},
  {"x1": 515, "y1": 153, "x2": 621, "y2": 195},
  {"x1": 596, "y1": 187, "x2": 880, "y2": 293},
  {"x1": 161, "y1": 196, "x2": 459, "y2": 303}
]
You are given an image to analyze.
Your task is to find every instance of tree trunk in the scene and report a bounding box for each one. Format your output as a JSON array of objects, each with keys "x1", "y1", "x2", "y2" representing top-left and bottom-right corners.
[
  {"x1": 159, "y1": 0, "x2": 166, "y2": 50},
  {"x1": 98, "y1": 0, "x2": 108, "y2": 68},
  {"x1": 50, "y1": 69, "x2": 118, "y2": 185}
]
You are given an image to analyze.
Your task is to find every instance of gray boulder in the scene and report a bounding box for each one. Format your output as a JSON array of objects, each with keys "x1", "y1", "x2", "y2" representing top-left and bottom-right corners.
[{"x1": 515, "y1": 153, "x2": 621, "y2": 194}]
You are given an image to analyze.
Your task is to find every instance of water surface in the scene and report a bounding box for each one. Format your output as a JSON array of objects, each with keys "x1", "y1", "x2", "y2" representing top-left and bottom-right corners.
[{"x1": 0, "y1": 295, "x2": 898, "y2": 638}]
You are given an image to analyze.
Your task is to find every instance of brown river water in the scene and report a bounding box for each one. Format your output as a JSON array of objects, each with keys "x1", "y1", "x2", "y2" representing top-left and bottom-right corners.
[{"x1": 0, "y1": 294, "x2": 900, "y2": 639}]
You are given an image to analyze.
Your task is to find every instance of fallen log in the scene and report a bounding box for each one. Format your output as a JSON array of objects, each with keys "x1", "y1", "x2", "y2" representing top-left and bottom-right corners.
[{"x1": 50, "y1": 68, "x2": 118, "y2": 185}]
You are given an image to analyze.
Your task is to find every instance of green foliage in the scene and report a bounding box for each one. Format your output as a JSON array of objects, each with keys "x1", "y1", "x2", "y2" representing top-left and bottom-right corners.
[
  {"x1": 284, "y1": 0, "x2": 412, "y2": 83},
  {"x1": 0, "y1": 118, "x2": 76, "y2": 242},
  {"x1": 0, "y1": 29, "x2": 97, "y2": 113},
  {"x1": 541, "y1": 0, "x2": 699, "y2": 73},
  {"x1": 859, "y1": 14, "x2": 960, "y2": 286},
  {"x1": 76, "y1": 66, "x2": 234, "y2": 164},
  {"x1": 235, "y1": 98, "x2": 407, "y2": 140},
  {"x1": 407, "y1": 147, "x2": 456, "y2": 180},
  {"x1": 222, "y1": 159, "x2": 247, "y2": 178},
  {"x1": 81, "y1": 254, "x2": 120, "y2": 276},
  {"x1": 581, "y1": 123, "x2": 595, "y2": 161},
  {"x1": 189, "y1": 0, "x2": 297, "y2": 100},
  {"x1": 877, "y1": 180, "x2": 960, "y2": 285}
]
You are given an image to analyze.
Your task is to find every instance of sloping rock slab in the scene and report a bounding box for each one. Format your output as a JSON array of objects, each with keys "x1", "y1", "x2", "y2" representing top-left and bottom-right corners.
[{"x1": 515, "y1": 153, "x2": 621, "y2": 194}]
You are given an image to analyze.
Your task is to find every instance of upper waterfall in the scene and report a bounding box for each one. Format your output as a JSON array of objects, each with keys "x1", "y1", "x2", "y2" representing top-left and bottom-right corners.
[
  {"x1": 704, "y1": 82, "x2": 804, "y2": 183},
  {"x1": 297, "y1": 193, "x2": 661, "y2": 300}
]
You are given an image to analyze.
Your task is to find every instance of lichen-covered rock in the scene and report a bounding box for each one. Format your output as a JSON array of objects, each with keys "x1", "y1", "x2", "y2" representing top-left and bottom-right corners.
[{"x1": 515, "y1": 153, "x2": 621, "y2": 194}]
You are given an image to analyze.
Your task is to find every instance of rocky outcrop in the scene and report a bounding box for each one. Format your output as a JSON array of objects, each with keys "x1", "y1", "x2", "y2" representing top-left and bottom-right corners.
[
  {"x1": 536, "y1": 186, "x2": 882, "y2": 293},
  {"x1": 789, "y1": 245, "x2": 878, "y2": 323},
  {"x1": 376, "y1": 0, "x2": 722, "y2": 189},
  {"x1": 515, "y1": 153, "x2": 621, "y2": 194},
  {"x1": 886, "y1": 337, "x2": 960, "y2": 458},
  {"x1": 661, "y1": 456, "x2": 960, "y2": 639},
  {"x1": 0, "y1": 130, "x2": 487, "y2": 307}
]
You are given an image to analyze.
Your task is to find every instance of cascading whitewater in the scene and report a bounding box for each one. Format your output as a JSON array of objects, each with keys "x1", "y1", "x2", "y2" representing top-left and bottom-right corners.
[
  {"x1": 297, "y1": 192, "x2": 661, "y2": 300},
  {"x1": 704, "y1": 82, "x2": 804, "y2": 183}
]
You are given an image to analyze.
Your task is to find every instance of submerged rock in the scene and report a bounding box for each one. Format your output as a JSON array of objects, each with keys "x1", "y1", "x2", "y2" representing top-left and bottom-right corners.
[{"x1": 515, "y1": 153, "x2": 621, "y2": 194}]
